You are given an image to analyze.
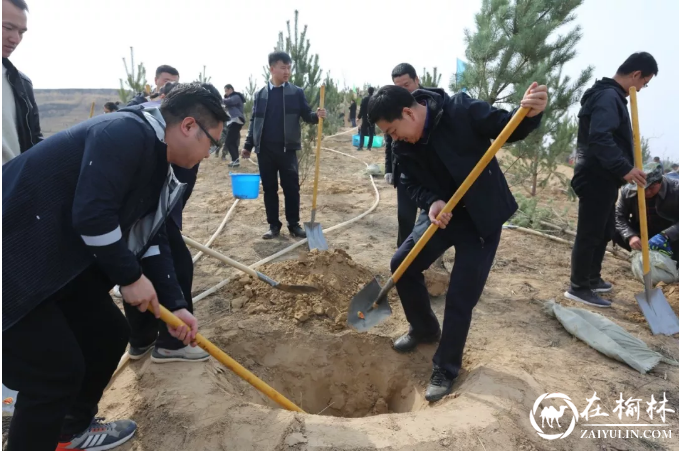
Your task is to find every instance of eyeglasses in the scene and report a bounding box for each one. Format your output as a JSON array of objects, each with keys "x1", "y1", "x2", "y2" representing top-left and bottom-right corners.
[{"x1": 195, "y1": 120, "x2": 223, "y2": 150}]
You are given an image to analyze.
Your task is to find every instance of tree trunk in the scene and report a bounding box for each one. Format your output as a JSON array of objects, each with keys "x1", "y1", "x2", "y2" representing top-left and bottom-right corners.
[{"x1": 530, "y1": 152, "x2": 540, "y2": 196}]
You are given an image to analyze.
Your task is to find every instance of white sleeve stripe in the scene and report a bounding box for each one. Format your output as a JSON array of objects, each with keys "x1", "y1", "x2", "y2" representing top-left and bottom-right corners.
[
  {"x1": 142, "y1": 245, "x2": 160, "y2": 259},
  {"x1": 81, "y1": 226, "x2": 122, "y2": 246}
]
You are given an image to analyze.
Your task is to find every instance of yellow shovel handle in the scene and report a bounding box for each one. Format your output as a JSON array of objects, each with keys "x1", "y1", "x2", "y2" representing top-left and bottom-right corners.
[
  {"x1": 150, "y1": 304, "x2": 305, "y2": 413},
  {"x1": 311, "y1": 85, "x2": 326, "y2": 211},
  {"x1": 392, "y1": 106, "x2": 530, "y2": 283},
  {"x1": 629, "y1": 87, "x2": 650, "y2": 275},
  {"x1": 89, "y1": 101, "x2": 95, "y2": 118}
]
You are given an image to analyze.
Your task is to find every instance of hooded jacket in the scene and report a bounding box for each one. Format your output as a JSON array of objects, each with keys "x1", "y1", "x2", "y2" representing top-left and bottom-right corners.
[
  {"x1": 2, "y1": 58, "x2": 43, "y2": 157},
  {"x1": 574, "y1": 78, "x2": 634, "y2": 186},
  {"x1": 243, "y1": 82, "x2": 319, "y2": 153},
  {"x1": 392, "y1": 88, "x2": 542, "y2": 239},
  {"x1": 2, "y1": 106, "x2": 187, "y2": 331},
  {"x1": 615, "y1": 177, "x2": 679, "y2": 242},
  {"x1": 224, "y1": 92, "x2": 246, "y2": 125}
]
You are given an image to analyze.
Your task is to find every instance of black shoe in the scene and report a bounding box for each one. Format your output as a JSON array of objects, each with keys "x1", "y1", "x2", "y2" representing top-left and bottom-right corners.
[
  {"x1": 262, "y1": 227, "x2": 281, "y2": 240},
  {"x1": 590, "y1": 278, "x2": 613, "y2": 293},
  {"x1": 128, "y1": 340, "x2": 156, "y2": 360},
  {"x1": 392, "y1": 331, "x2": 440, "y2": 353},
  {"x1": 356, "y1": 147, "x2": 363, "y2": 151},
  {"x1": 425, "y1": 366, "x2": 455, "y2": 402},
  {"x1": 288, "y1": 223, "x2": 307, "y2": 238},
  {"x1": 564, "y1": 287, "x2": 611, "y2": 308},
  {"x1": 228, "y1": 160, "x2": 240, "y2": 168}
]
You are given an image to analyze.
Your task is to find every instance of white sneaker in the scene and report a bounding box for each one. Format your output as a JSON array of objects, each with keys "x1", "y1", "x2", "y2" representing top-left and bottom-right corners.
[{"x1": 151, "y1": 345, "x2": 209, "y2": 363}]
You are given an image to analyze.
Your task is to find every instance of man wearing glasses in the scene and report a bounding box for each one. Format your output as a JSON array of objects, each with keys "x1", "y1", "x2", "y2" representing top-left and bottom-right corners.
[
  {"x1": 567, "y1": 52, "x2": 658, "y2": 308},
  {"x1": 2, "y1": 83, "x2": 227, "y2": 451}
]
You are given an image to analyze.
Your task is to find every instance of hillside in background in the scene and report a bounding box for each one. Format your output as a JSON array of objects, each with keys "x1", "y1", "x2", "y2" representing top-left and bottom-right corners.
[{"x1": 34, "y1": 89, "x2": 119, "y2": 136}]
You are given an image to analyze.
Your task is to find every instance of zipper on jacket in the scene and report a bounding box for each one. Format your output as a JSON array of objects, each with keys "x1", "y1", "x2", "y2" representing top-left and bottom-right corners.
[
  {"x1": 283, "y1": 85, "x2": 287, "y2": 152},
  {"x1": 22, "y1": 94, "x2": 34, "y2": 147}
]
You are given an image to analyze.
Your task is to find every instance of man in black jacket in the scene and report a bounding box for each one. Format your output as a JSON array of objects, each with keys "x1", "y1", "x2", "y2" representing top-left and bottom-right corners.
[
  {"x1": 567, "y1": 52, "x2": 657, "y2": 308},
  {"x1": 385, "y1": 63, "x2": 422, "y2": 247},
  {"x1": 614, "y1": 168, "x2": 679, "y2": 263},
  {"x1": 357, "y1": 87, "x2": 375, "y2": 151},
  {"x1": 242, "y1": 51, "x2": 326, "y2": 239},
  {"x1": 220, "y1": 84, "x2": 246, "y2": 166},
  {"x1": 2, "y1": 0, "x2": 42, "y2": 164},
  {"x1": 2, "y1": 83, "x2": 227, "y2": 451},
  {"x1": 368, "y1": 83, "x2": 547, "y2": 402}
]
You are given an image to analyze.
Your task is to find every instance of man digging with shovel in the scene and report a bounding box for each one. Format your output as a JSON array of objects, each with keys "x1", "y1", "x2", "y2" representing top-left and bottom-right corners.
[{"x1": 367, "y1": 83, "x2": 547, "y2": 401}]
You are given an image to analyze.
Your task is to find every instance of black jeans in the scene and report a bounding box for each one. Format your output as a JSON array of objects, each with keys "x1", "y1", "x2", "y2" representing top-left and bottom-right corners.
[
  {"x1": 123, "y1": 220, "x2": 194, "y2": 350},
  {"x1": 570, "y1": 174, "x2": 618, "y2": 289},
  {"x1": 225, "y1": 122, "x2": 243, "y2": 161},
  {"x1": 3, "y1": 266, "x2": 129, "y2": 451},
  {"x1": 257, "y1": 144, "x2": 300, "y2": 228},
  {"x1": 358, "y1": 122, "x2": 374, "y2": 149},
  {"x1": 396, "y1": 177, "x2": 418, "y2": 247},
  {"x1": 391, "y1": 209, "x2": 501, "y2": 377}
]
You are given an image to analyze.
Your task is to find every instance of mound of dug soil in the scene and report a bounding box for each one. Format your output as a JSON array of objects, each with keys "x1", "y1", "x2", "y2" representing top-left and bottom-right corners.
[{"x1": 223, "y1": 249, "x2": 375, "y2": 329}]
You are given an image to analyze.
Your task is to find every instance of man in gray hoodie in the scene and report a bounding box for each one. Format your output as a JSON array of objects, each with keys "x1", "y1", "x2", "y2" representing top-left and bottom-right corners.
[{"x1": 219, "y1": 84, "x2": 246, "y2": 166}]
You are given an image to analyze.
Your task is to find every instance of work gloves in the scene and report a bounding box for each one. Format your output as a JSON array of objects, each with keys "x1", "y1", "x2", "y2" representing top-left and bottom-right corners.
[{"x1": 649, "y1": 233, "x2": 673, "y2": 257}]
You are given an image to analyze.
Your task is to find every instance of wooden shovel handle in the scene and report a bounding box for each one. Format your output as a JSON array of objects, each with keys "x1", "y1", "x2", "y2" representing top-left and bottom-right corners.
[
  {"x1": 629, "y1": 87, "x2": 651, "y2": 275},
  {"x1": 392, "y1": 107, "x2": 530, "y2": 283},
  {"x1": 150, "y1": 304, "x2": 305, "y2": 412},
  {"x1": 311, "y1": 85, "x2": 326, "y2": 211},
  {"x1": 183, "y1": 235, "x2": 258, "y2": 279}
]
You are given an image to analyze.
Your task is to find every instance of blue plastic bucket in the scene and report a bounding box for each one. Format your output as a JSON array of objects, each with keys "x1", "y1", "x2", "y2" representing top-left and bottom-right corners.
[
  {"x1": 352, "y1": 134, "x2": 384, "y2": 148},
  {"x1": 229, "y1": 173, "x2": 261, "y2": 199}
]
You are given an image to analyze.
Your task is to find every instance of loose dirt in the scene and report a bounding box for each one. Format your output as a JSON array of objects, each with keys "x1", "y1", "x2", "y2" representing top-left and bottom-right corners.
[{"x1": 99, "y1": 130, "x2": 679, "y2": 451}]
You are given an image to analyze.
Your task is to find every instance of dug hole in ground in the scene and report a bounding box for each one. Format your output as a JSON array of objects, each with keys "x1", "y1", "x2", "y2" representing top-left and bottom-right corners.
[{"x1": 100, "y1": 133, "x2": 679, "y2": 451}]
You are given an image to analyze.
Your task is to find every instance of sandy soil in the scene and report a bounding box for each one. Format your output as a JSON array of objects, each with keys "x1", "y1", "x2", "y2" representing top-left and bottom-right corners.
[{"x1": 100, "y1": 130, "x2": 679, "y2": 451}]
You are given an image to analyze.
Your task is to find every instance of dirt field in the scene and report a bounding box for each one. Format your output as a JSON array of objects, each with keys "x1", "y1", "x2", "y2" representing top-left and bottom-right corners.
[{"x1": 100, "y1": 130, "x2": 679, "y2": 451}]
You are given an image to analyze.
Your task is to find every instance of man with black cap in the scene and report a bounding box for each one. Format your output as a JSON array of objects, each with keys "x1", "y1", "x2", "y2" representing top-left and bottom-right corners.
[{"x1": 614, "y1": 167, "x2": 679, "y2": 263}]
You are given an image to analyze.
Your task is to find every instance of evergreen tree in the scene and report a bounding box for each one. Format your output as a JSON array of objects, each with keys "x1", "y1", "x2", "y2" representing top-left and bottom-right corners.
[
  {"x1": 195, "y1": 65, "x2": 211, "y2": 84},
  {"x1": 420, "y1": 67, "x2": 441, "y2": 87},
  {"x1": 244, "y1": 75, "x2": 258, "y2": 123},
  {"x1": 118, "y1": 47, "x2": 147, "y2": 104},
  {"x1": 455, "y1": 0, "x2": 592, "y2": 196}
]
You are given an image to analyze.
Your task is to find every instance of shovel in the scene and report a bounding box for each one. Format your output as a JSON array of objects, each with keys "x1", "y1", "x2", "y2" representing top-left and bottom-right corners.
[
  {"x1": 149, "y1": 303, "x2": 305, "y2": 412},
  {"x1": 183, "y1": 236, "x2": 319, "y2": 294},
  {"x1": 348, "y1": 106, "x2": 531, "y2": 331},
  {"x1": 305, "y1": 85, "x2": 329, "y2": 251},
  {"x1": 629, "y1": 87, "x2": 679, "y2": 336}
]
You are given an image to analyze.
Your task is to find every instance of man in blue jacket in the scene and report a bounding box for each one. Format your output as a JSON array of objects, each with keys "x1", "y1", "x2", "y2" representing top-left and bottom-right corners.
[
  {"x1": 368, "y1": 82, "x2": 547, "y2": 402},
  {"x1": 242, "y1": 51, "x2": 326, "y2": 240},
  {"x1": 2, "y1": 83, "x2": 227, "y2": 451},
  {"x1": 567, "y1": 52, "x2": 656, "y2": 308}
]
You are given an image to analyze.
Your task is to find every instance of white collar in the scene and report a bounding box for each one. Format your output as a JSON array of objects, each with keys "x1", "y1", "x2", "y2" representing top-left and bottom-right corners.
[
  {"x1": 269, "y1": 80, "x2": 288, "y2": 89},
  {"x1": 142, "y1": 107, "x2": 166, "y2": 143}
]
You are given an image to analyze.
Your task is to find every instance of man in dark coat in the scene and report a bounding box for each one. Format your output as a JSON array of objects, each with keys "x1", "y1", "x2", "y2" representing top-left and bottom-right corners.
[
  {"x1": 357, "y1": 87, "x2": 375, "y2": 150},
  {"x1": 2, "y1": 0, "x2": 43, "y2": 164},
  {"x1": 242, "y1": 51, "x2": 327, "y2": 240},
  {"x1": 2, "y1": 83, "x2": 227, "y2": 451},
  {"x1": 567, "y1": 52, "x2": 657, "y2": 308},
  {"x1": 368, "y1": 82, "x2": 547, "y2": 402},
  {"x1": 220, "y1": 84, "x2": 246, "y2": 166},
  {"x1": 614, "y1": 168, "x2": 679, "y2": 263}
]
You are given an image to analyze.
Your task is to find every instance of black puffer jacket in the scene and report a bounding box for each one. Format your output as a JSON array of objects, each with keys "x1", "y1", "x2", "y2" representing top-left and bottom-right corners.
[
  {"x1": 2, "y1": 58, "x2": 43, "y2": 154},
  {"x1": 615, "y1": 177, "x2": 679, "y2": 242},
  {"x1": 574, "y1": 78, "x2": 634, "y2": 187}
]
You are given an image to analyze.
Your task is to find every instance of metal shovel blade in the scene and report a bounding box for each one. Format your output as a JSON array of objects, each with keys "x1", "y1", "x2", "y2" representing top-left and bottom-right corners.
[
  {"x1": 634, "y1": 287, "x2": 679, "y2": 336},
  {"x1": 304, "y1": 221, "x2": 328, "y2": 251},
  {"x1": 347, "y1": 278, "x2": 392, "y2": 332},
  {"x1": 256, "y1": 272, "x2": 320, "y2": 294}
]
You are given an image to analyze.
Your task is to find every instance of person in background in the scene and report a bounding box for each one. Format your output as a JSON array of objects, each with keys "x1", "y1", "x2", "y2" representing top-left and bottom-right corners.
[
  {"x1": 385, "y1": 63, "x2": 421, "y2": 248},
  {"x1": 357, "y1": 87, "x2": 375, "y2": 151},
  {"x1": 667, "y1": 163, "x2": 679, "y2": 180},
  {"x1": 653, "y1": 156, "x2": 663, "y2": 171},
  {"x1": 567, "y1": 52, "x2": 656, "y2": 308},
  {"x1": 220, "y1": 84, "x2": 246, "y2": 166},
  {"x1": 242, "y1": 50, "x2": 327, "y2": 240},
  {"x1": 614, "y1": 167, "x2": 678, "y2": 263},
  {"x1": 348, "y1": 99, "x2": 357, "y2": 127},
  {"x1": 103, "y1": 101, "x2": 120, "y2": 113},
  {"x1": 367, "y1": 82, "x2": 547, "y2": 402},
  {"x1": 2, "y1": 83, "x2": 227, "y2": 451},
  {"x1": 127, "y1": 65, "x2": 179, "y2": 106},
  {"x1": 141, "y1": 81, "x2": 177, "y2": 109},
  {"x1": 2, "y1": 0, "x2": 42, "y2": 165}
]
